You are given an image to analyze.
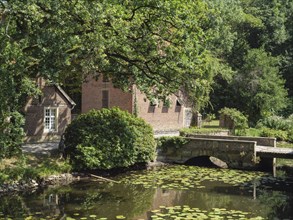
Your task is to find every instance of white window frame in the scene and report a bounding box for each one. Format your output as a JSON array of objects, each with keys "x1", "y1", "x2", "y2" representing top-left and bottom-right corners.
[{"x1": 44, "y1": 107, "x2": 58, "y2": 132}]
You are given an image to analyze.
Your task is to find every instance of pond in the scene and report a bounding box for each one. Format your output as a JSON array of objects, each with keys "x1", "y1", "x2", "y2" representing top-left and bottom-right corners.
[{"x1": 0, "y1": 165, "x2": 292, "y2": 220}]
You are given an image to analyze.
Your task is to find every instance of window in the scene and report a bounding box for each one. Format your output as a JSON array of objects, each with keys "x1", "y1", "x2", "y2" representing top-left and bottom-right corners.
[
  {"x1": 44, "y1": 108, "x2": 58, "y2": 132},
  {"x1": 102, "y1": 75, "x2": 110, "y2": 83},
  {"x1": 176, "y1": 99, "x2": 182, "y2": 107},
  {"x1": 102, "y1": 90, "x2": 109, "y2": 108}
]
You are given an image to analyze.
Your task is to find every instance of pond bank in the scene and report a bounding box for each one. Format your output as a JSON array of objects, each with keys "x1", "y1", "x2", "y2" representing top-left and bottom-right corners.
[
  {"x1": 0, "y1": 173, "x2": 76, "y2": 194},
  {"x1": 0, "y1": 161, "x2": 167, "y2": 194}
]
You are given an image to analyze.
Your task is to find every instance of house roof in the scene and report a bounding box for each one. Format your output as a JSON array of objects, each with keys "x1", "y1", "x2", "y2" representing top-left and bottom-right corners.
[{"x1": 54, "y1": 85, "x2": 76, "y2": 108}]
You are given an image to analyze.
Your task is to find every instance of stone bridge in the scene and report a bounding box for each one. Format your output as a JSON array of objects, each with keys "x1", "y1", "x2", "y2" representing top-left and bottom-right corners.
[{"x1": 157, "y1": 135, "x2": 276, "y2": 171}]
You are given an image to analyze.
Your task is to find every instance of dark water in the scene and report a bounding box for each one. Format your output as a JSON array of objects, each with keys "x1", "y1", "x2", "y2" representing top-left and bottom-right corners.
[{"x1": 0, "y1": 165, "x2": 292, "y2": 220}]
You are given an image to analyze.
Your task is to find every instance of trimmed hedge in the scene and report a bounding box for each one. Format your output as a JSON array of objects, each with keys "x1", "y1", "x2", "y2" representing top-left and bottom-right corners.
[{"x1": 64, "y1": 108, "x2": 156, "y2": 170}]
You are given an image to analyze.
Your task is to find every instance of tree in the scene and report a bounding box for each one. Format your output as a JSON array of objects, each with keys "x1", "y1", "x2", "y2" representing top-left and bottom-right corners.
[
  {"x1": 1, "y1": 0, "x2": 217, "y2": 157},
  {"x1": 202, "y1": 0, "x2": 291, "y2": 122},
  {"x1": 234, "y1": 49, "x2": 287, "y2": 124}
]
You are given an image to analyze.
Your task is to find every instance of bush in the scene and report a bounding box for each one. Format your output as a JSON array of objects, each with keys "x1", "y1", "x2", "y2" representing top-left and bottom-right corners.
[
  {"x1": 0, "y1": 111, "x2": 24, "y2": 160},
  {"x1": 64, "y1": 108, "x2": 156, "y2": 170},
  {"x1": 156, "y1": 136, "x2": 189, "y2": 151},
  {"x1": 236, "y1": 128, "x2": 262, "y2": 137},
  {"x1": 219, "y1": 108, "x2": 248, "y2": 133},
  {"x1": 259, "y1": 128, "x2": 288, "y2": 141},
  {"x1": 255, "y1": 115, "x2": 293, "y2": 142},
  {"x1": 256, "y1": 115, "x2": 293, "y2": 131},
  {"x1": 287, "y1": 129, "x2": 293, "y2": 143},
  {"x1": 180, "y1": 127, "x2": 228, "y2": 136}
]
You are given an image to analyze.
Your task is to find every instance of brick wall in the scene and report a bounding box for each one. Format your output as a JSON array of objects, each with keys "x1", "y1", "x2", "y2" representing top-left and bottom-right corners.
[
  {"x1": 134, "y1": 88, "x2": 185, "y2": 131},
  {"x1": 82, "y1": 76, "x2": 133, "y2": 113},
  {"x1": 82, "y1": 77, "x2": 189, "y2": 131}
]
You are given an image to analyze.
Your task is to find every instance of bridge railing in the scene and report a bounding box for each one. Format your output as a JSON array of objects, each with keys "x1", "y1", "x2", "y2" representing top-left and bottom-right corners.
[{"x1": 186, "y1": 134, "x2": 276, "y2": 147}]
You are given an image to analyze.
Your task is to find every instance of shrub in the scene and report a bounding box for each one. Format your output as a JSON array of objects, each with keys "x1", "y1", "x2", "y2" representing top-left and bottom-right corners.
[
  {"x1": 204, "y1": 113, "x2": 216, "y2": 122},
  {"x1": 236, "y1": 128, "x2": 262, "y2": 137},
  {"x1": 0, "y1": 111, "x2": 24, "y2": 160},
  {"x1": 259, "y1": 128, "x2": 288, "y2": 141},
  {"x1": 287, "y1": 129, "x2": 293, "y2": 143},
  {"x1": 156, "y1": 136, "x2": 189, "y2": 151},
  {"x1": 219, "y1": 108, "x2": 248, "y2": 133},
  {"x1": 64, "y1": 108, "x2": 156, "y2": 170},
  {"x1": 180, "y1": 127, "x2": 228, "y2": 136},
  {"x1": 256, "y1": 115, "x2": 293, "y2": 131}
]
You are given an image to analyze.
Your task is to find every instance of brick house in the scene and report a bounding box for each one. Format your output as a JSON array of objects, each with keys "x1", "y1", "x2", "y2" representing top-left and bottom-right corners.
[
  {"x1": 82, "y1": 76, "x2": 192, "y2": 132},
  {"x1": 23, "y1": 78, "x2": 76, "y2": 142}
]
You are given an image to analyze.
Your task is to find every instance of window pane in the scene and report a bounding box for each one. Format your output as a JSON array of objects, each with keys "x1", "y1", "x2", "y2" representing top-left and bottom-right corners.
[{"x1": 44, "y1": 108, "x2": 57, "y2": 131}]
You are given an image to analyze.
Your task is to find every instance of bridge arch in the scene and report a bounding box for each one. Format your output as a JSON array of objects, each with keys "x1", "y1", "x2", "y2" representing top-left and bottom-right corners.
[
  {"x1": 181, "y1": 149, "x2": 233, "y2": 168},
  {"x1": 184, "y1": 155, "x2": 228, "y2": 168}
]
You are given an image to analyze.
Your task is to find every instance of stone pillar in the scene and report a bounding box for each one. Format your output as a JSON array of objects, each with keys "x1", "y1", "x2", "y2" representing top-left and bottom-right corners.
[{"x1": 194, "y1": 112, "x2": 202, "y2": 128}]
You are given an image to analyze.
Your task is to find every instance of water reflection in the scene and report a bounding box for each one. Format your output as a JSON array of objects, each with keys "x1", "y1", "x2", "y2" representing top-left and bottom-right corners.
[{"x1": 0, "y1": 166, "x2": 292, "y2": 219}]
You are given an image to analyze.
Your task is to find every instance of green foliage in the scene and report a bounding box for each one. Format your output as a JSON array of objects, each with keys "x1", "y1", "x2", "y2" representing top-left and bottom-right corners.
[
  {"x1": 1, "y1": 0, "x2": 293, "y2": 161},
  {"x1": 203, "y1": 0, "x2": 292, "y2": 123},
  {"x1": 287, "y1": 129, "x2": 293, "y2": 143},
  {"x1": 254, "y1": 114, "x2": 293, "y2": 142},
  {"x1": 259, "y1": 128, "x2": 288, "y2": 142},
  {"x1": 64, "y1": 108, "x2": 156, "y2": 170},
  {"x1": 257, "y1": 115, "x2": 293, "y2": 131},
  {"x1": 236, "y1": 49, "x2": 287, "y2": 123},
  {"x1": 236, "y1": 128, "x2": 262, "y2": 137},
  {"x1": 0, "y1": 0, "x2": 225, "y2": 160},
  {"x1": 219, "y1": 108, "x2": 248, "y2": 131},
  {"x1": 180, "y1": 127, "x2": 228, "y2": 137},
  {"x1": 0, "y1": 153, "x2": 71, "y2": 184},
  {"x1": 156, "y1": 136, "x2": 189, "y2": 151},
  {"x1": 0, "y1": 0, "x2": 216, "y2": 111},
  {"x1": 0, "y1": 111, "x2": 24, "y2": 159},
  {"x1": 205, "y1": 113, "x2": 216, "y2": 122}
]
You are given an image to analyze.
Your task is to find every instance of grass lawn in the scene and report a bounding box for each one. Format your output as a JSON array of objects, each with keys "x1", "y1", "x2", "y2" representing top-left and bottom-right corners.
[{"x1": 201, "y1": 120, "x2": 221, "y2": 128}]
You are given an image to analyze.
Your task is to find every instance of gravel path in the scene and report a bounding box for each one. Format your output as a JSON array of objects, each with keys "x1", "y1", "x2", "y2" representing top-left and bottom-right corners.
[{"x1": 22, "y1": 142, "x2": 59, "y2": 154}]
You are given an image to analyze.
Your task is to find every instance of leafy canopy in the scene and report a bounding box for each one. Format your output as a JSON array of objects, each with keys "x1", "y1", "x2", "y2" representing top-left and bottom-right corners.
[
  {"x1": 1, "y1": 0, "x2": 216, "y2": 103},
  {"x1": 0, "y1": 0, "x2": 219, "y2": 158}
]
